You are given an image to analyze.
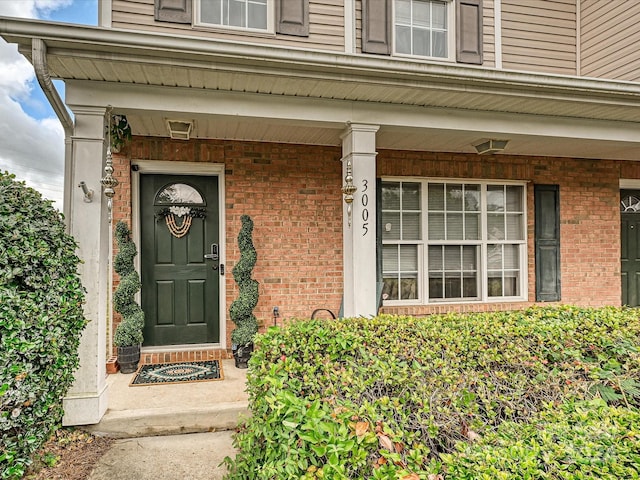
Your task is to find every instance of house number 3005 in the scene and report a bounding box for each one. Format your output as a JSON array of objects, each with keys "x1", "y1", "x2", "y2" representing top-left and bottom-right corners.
[{"x1": 361, "y1": 179, "x2": 369, "y2": 236}]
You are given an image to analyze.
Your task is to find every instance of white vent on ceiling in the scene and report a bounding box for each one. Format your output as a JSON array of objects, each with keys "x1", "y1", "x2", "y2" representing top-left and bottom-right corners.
[{"x1": 166, "y1": 119, "x2": 193, "y2": 140}]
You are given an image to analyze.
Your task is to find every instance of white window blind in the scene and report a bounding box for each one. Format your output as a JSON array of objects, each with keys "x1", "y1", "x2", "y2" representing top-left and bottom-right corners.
[{"x1": 382, "y1": 179, "x2": 526, "y2": 304}]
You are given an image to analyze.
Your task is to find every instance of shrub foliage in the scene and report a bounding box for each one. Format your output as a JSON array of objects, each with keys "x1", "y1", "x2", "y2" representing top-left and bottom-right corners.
[
  {"x1": 0, "y1": 173, "x2": 87, "y2": 479},
  {"x1": 112, "y1": 221, "x2": 144, "y2": 347},
  {"x1": 225, "y1": 306, "x2": 640, "y2": 479},
  {"x1": 230, "y1": 215, "x2": 259, "y2": 346}
]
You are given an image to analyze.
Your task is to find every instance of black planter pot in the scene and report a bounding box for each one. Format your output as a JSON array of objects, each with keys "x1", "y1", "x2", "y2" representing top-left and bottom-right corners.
[
  {"x1": 233, "y1": 343, "x2": 254, "y2": 369},
  {"x1": 117, "y1": 345, "x2": 141, "y2": 374}
]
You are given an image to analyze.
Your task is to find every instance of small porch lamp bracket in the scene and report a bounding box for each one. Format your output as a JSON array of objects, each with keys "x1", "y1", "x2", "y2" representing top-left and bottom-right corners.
[
  {"x1": 78, "y1": 181, "x2": 94, "y2": 203},
  {"x1": 341, "y1": 158, "x2": 357, "y2": 227}
]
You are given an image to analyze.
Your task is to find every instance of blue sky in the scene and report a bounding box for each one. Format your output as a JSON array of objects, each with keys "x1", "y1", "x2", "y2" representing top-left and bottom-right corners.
[{"x1": 0, "y1": 0, "x2": 97, "y2": 209}]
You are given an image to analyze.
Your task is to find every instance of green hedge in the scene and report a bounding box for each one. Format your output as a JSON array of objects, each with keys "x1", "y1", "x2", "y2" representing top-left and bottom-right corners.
[
  {"x1": 0, "y1": 173, "x2": 87, "y2": 479},
  {"x1": 442, "y1": 399, "x2": 640, "y2": 479},
  {"x1": 224, "y1": 306, "x2": 640, "y2": 479}
]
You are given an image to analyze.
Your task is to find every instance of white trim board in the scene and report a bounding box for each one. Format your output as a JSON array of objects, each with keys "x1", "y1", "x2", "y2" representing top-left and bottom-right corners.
[{"x1": 620, "y1": 179, "x2": 640, "y2": 189}]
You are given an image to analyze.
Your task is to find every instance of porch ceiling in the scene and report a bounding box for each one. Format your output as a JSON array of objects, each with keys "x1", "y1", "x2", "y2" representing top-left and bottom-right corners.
[
  {"x1": 3, "y1": 17, "x2": 640, "y2": 160},
  {"x1": 120, "y1": 110, "x2": 640, "y2": 161}
]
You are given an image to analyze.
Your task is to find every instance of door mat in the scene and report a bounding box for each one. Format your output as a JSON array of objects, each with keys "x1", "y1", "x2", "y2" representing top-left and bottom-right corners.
[{"x1": 129, "y1": 360, "x2": 223, "y2": 386}]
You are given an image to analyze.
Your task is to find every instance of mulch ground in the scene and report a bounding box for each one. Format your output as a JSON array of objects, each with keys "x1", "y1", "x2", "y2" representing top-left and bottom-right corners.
[{"x1": 24, "y1": 429, "x2": 113, "y2": 480}]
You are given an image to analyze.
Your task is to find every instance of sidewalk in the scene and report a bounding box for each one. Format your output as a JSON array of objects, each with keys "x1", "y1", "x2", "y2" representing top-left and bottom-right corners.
[
  {"x1": 85, "y1": 359, "x2": 249, "y2": 479},
  {"x1": 87, "y1": 431, "x2": 235, "y2": 480}
]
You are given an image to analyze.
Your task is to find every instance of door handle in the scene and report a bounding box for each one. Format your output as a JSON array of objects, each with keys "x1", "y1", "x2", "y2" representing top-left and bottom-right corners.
[{"x1": 204, "y1": 243, "x2": 219, "y2": 261}]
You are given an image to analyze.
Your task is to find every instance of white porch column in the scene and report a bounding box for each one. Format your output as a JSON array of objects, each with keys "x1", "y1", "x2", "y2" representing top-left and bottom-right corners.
[
  {"x1": 62, "y1": 106, "x2": 109, "y2": 425},
  {"x1": 341, "y1": 123, "x2": 379, "y2": 317}
]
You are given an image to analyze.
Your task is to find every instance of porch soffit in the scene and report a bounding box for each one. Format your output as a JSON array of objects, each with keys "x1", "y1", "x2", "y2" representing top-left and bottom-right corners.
[{"x1": 39, "y1": 49, "x2": 640, "y2": 124}]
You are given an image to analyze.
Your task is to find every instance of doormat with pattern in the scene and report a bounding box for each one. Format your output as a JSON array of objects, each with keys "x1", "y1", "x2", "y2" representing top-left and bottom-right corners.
[{"x1": 129, "y1": 360, "x2": 223, "y2": 386}]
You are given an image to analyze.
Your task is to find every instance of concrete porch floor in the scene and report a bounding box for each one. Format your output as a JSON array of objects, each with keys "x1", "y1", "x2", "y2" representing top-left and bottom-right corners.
[{"x1": 87, "y1": 359, "x2": 250, "y2": 438}]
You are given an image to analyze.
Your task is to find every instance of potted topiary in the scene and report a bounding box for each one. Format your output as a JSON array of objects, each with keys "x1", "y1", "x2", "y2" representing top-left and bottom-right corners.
[
  {"x1": 113, "y1": 221, "x2": 144, "y2": 373},
  {"x1": 230, "y1": 215, "x2": 259, "y2": 369}
]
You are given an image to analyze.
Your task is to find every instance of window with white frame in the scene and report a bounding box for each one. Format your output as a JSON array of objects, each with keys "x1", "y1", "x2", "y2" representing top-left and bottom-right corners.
[
  {"x1": 198, "y1": 0, "x2": 269, "y2": 31},
  {"x1": 382, "y1": 180, "x2": 527, "y2": 303},
  {"x1": 394, "y1": 0, "x2": 452, "y2": 59}
]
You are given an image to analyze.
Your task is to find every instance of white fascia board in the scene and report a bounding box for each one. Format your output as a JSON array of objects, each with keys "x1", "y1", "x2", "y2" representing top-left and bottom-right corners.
[
  {"x1": 4, "y1": 17, "x2": 640, "y2": 107},
  {"x1": 66, "y1": 80, "x2": 640, "y2": 144}
]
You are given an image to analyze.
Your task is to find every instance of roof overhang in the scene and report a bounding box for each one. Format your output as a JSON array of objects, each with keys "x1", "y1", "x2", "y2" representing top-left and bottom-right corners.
[{"x1": 2, "y1": 16, "x2": 640, "y2": 160}]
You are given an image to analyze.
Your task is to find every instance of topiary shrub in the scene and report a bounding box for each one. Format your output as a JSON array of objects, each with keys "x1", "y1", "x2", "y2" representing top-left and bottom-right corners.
[
  {"x1": 230, "y1": 215, "x2": 258, "y2": 347},
  {"x1": 0, "y1": 172, "x2": 87, "y2": 479},
  {"x1": 113, "y1": 221, "x2": 144, "y2": 348}
]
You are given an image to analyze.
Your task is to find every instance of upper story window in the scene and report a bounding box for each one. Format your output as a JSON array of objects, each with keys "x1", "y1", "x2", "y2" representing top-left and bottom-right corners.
[
  {"x1": 394, "y1": 0, "x2": 452, "y2": 59},
  {"x1": 362, "y1": 0, "x2": 482, "y2": 65},
  {"x1": 197, "y1": 0, "x2": 271, "y2": 31}
]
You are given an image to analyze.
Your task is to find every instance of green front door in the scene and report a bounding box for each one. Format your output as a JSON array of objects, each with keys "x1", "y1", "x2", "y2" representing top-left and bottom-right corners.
[
  {"x1": 140, "y1": 174, "x2": 220, "y2": 346},
  {"x1": 621, "y1": 190, "x2": 640, "y2": 307}
]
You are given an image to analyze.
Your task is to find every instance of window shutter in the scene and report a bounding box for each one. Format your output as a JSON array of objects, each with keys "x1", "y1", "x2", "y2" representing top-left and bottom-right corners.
[
  {"x1": 535, "y1": 185, "x2": 561, "y2": 301},
  {"x1": 362, "y1": 0, "x2": 392, "y2": 55},
  {"x1": 456, "y1": 0, "x2": 483, "y2": 64},
  {"x1": 276, "y1": 0, "x2": 309, "y2": 36},
  {"x1": 376, "y1": 178, "x2": 384, "y2": 309},
  {"x1": 155, "y1": 0, "x2": 191, "y2": 24}
]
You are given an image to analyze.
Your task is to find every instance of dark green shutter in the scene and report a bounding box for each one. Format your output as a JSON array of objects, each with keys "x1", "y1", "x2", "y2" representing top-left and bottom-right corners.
[
  {"x1": 362, "y1": 0, "x2": 392, "y2": 54},
  {"x1": 535, "y1": 184, "x2": 561, "y2": 301},
  {"x1": 276, "y1": 0, "x2": 309, "y2": 36},
  {"x1": 155, "y1": 0, "x2": 191, "y2": 23},
  {"x1": 376, "y1": 178, "x2": 383, "y2": 310},
  {"x1": 456, "y1": 0, "x2": 483, "y2": 64}
]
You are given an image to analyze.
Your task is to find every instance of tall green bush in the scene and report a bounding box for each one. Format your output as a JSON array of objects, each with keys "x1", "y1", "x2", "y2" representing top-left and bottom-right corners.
[
  {"x1": 0, "y1": 172, "x2": 87, "y2": 479},
  {"x1": 230, "y1": 215, "x2": 258, "y2": 346},
  {"x1": 113, "y1": 221, "x2": 144, "y2": 347}
]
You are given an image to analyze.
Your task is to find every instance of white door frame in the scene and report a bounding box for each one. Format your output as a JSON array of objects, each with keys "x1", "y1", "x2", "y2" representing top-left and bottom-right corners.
[{"x1": 131, "y1": 160, "x2": 227, "y2": 350}]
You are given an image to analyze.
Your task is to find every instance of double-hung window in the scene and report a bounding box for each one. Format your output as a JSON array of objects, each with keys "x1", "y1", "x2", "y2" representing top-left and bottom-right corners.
[
  {"x1": 394, "y1": 0, "x2": 453, "y2": 59},
  {"x1": 198, "y1": 0, "x2": 270, "y2": 31},
  {"x1": 382, "y1": 180, "x2": 527, "y2": 304}
]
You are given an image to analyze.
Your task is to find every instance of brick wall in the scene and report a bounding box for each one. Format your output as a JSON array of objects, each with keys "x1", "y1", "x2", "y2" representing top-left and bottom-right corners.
[
  {"x1": 377, "y1": 151, "x2": 623, "y2": 315},
  {"x1": 111, "y1": 137, "x2": 632, "y2": 357},
  {"x1": 113, "y1": 137, "x2": 344, "y2": 353}
]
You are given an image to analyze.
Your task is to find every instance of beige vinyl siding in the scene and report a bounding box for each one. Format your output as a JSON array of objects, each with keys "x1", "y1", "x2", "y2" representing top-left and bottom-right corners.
[
  {"x1": 580, "y1": 0, "x2": 640, "y2": 81},
  {"x1": 482, "y1": 0, "x2": 495, "y2": 68},
  {"x1": 501, "y1": 0, "x2": 577, "y2": 75},
  {"x1": 111, "y1": 0, "x2": 345, "y2": 52}
]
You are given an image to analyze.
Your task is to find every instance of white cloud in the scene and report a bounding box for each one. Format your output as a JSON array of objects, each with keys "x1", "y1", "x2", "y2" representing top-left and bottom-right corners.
[
  {"x1": 0, "y1": 0, "x2": 74, "y2": 209},
  {"x1": 0, "y1": 0, "x2": 73, "y2": 19}
]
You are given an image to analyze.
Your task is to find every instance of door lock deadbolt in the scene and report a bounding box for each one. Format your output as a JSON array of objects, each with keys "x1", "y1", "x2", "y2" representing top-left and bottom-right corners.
[{"x1": 204, "y1": 243, "x2": 219, "y2": 261}]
